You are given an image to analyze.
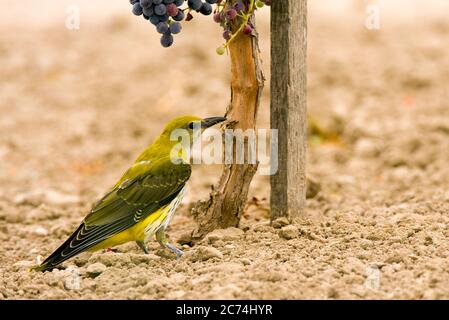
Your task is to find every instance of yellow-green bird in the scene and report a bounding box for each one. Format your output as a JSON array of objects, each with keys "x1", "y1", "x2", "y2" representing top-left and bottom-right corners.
[{"x1": 33, "y1": 115, "x2": 226, "y2": 272}]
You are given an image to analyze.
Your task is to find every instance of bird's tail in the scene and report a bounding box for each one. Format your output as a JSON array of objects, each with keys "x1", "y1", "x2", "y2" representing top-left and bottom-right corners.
[{"x1": 31, "y1": 224, "x2": 84, "y2": 272}]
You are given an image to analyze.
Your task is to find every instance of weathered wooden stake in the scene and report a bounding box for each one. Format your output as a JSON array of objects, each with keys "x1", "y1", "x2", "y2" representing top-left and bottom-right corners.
[{"x1": 270, "y1": 0, "x2": 308, "y2": 221}]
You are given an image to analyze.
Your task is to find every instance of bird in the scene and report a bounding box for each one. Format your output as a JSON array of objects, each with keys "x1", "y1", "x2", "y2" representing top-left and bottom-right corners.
[{"x1": 33, "y1": 115, "x2": 226, "y2": 272}]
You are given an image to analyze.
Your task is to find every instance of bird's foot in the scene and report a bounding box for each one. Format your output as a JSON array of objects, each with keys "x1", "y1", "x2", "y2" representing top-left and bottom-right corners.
[
  {"x1": 165, "y1": 243, "x2": 184, "y2": 259},
  {"x1": 136, "y1": 241, "x2": 150, "y2": 254},
  {"x1": 156, "y1": 228, "x2": 183, "y2": 259},
  {"x1": 104, "y1": 248, "x2": 119, "y2": 253}
]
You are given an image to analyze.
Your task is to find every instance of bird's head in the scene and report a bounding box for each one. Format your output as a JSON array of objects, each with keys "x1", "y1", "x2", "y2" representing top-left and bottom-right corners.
[
  {"x1": 135, "y1": 115, "x2": 227, "y2": 166},
  {"x1": 149, "y1": 115, "x2": 226, "y2": 163},
  {"x1": 160, "y1": 115, "x2": 227, "y2": 138}
]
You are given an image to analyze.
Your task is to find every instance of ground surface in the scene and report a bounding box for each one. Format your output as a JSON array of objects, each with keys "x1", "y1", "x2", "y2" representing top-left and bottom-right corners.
[{"x1": 1, "y1": 0, "x2": 449, "y2": 299}]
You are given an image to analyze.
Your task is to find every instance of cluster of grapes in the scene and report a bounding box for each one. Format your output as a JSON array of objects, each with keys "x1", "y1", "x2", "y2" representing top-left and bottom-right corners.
[
  {"x1": 129, "y1": 0, "x2": 271, "y2": 52},
  {"x1": 129, "y1": 0, "x2": 218, "y2": 48},
  {"x1": 213, "y1": 0, "x2": 271, "y2": 55}
]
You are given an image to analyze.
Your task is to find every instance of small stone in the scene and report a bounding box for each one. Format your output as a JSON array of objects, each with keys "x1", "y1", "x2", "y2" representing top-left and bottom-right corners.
[
  {"x1": 168, "y1": 290, "x2": 186, "y2": 299},
  {"x1": 204, "y1": 227, "x2": 244, "y2": 244},
  {"x1": 385, "y1": 254, "x2": 404, "y2": 264},
  {"x1": 86, "y1": 263, "x2": 107, "y2": 278},
  {"x1": 188, "y1": 246, "x2": 223, "y2": 262},
  {"x1": 129, "y1": 253, "x2": 161, "y2": 265},
  {"x1": 251, "y1": 224, "x2": 274, "y2": 233},
  {"x1": 272, "y1": 217, "x2": 290, "y2": 229},
  {"x1": 32, "y1": 226, "x2": 48, "y2": 236},
  {"x1": 279, "y1": 225, "x2": 298, "y2": 240},
  {"x1": 240, "y1": 258, "x2": 251, "y2": 266},
  {"x1": 74, "y1": 255, "x2": 91, "y2": 268}
]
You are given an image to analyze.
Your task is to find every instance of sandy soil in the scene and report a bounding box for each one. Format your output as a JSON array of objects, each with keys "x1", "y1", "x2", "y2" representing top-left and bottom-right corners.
[{"x1": 1, "y1": 0, "x2": 449, "y2": 299}]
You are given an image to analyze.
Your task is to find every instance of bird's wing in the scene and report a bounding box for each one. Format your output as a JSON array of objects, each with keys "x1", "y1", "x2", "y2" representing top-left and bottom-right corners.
[
  {"x1": 36, "y1": 157, "x2": 191, "y2": 271},
  {"x1": 85, "y1": 157, "x2": 190, "y2": 226}
]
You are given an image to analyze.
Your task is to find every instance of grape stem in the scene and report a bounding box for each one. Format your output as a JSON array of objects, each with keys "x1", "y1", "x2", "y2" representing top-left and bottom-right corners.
[{"x1": 223, "y1": 0, "x2": 255, "y2": 50}]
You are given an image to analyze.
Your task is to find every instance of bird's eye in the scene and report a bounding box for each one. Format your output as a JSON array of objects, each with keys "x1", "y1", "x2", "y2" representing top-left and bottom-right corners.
[{"x1": 188, "y1": 122, "x2": 195, "y2": 129}]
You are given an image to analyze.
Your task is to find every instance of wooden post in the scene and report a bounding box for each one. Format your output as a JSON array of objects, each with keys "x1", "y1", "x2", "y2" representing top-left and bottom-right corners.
[{"x1": 270, "y1": 0, "x2": 307, "y2": 221}]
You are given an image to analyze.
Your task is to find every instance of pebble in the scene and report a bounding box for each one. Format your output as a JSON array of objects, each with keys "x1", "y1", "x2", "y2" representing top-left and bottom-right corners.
[
  {"x1": 240, "y1": 258, "x2": 251, "y2": 266},
  {"x1": 205, "y1": 227, "x2": 244, "y2": 244},
  {"x1": 279, "y1": 225, "x2": 298, "y2": 240},
  {"x1": 188, "y1": 246, "x2": 223, "y2": 262},
  {"x1": 86, "y1": 263, "x2": 107, "y2": 278},
  {"x1": 32, "y1": 226, "x2": 48, "y2": 236},
  {"x1": 272, "y1": 217, "x2": 290, "y2": 229},
  {"x1": 385, "y1": 254, "x2": 405, "y2": 264},
  {"x1": 168, "y1": 290, "x2": 186, "y2": 299},
  {"x1": 129, "y1": 253, "x2": 161, "y2": 265}
]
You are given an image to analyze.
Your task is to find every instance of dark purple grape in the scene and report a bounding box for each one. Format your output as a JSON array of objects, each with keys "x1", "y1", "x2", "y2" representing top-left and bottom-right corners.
[
  {"x1": 174, "y1": 0, "x2": 185, "y2": 5},
  {"x1": 169, "y1": 22, "x2": 182, "y2": 34},
  {"x1": 173, "y1": 10, "x2": 185, "y2": 21},
  {"x1": 149, "y1": 14, "x2": 160, "y2": 25},
  {"x1": 188, "y1": 0, "x2": 202, "y2": 11},
  {"x1": 154, "y1": 3, "x2": 167, "y2": 15},
  {"x1": 156, "y1": 22, "x2": 169, "y2": 33},
  {"x1": 223, "y1": 30, "x2": 231, "y2": 40},
  {"x1": 161, "y1": 32, "x2": 174, "y2": 47},
  {"x1": 200, "y1": 2, "x2": 213, "y2": 15},
  {"x1": 206, "y1": 0, "x2": 217, "y2": 3},
  {"x1": 142, "y1": 5, "x2": 154, "y2": 16},
  {"x1": 140, "y1": 0, "x2": 153, "y2": 8},
  {"x1": 132, "y1": 3, "x2": 143, "y2": 16},
  {"x1": 158, "y1": 14, "x2": 169, "y2": 22},
  {"x1": 153, "y1": 0, "x2": 163, "y2": 4}
]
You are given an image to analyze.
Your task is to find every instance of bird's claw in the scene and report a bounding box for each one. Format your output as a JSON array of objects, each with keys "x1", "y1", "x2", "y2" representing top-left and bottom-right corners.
[{"x1": 165, "y1": 243, "x2": 184, "y2": 259}]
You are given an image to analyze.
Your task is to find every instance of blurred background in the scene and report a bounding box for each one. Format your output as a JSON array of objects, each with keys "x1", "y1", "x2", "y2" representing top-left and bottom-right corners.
[
  {"x1": 1, "y1": 0, "x2": 449, "y2": 299},
  {"x1": 1, "y1": 0, "x2": 448, "y2": 202}
]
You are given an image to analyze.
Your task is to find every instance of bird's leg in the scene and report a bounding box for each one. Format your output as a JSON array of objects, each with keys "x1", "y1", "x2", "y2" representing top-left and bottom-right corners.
[
  {"x1": 136, "y1": 241, "x2": 149, "y2": 254},
  {"x1": 156, "y1": 228, "x2": 183, "y2": 259}
]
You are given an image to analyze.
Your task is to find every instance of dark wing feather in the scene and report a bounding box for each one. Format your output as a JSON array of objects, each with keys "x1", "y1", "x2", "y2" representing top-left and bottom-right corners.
[{"x1": 35, "y1": 158, "x2": 191, "y2": 272}]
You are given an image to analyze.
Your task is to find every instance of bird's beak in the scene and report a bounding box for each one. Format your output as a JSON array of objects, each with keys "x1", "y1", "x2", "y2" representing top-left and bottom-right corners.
[{"x1": 201, "y1": 117, "x2": 227, "y2": 128}]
